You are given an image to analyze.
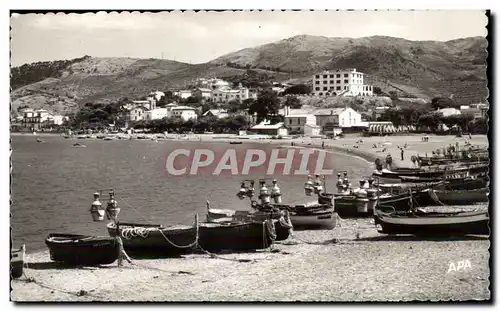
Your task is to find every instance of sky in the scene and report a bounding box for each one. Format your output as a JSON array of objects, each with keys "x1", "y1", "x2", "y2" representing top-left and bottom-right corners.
[{"x1": 10, "y1": 10, "x2": 488, "y2": 67}]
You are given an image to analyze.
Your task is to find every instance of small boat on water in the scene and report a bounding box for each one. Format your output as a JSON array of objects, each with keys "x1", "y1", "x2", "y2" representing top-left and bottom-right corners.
[
  {"x1": 45, "y1": 233, "x2": 119, "y2": 266},
  {"x1": 76, "y1": 134, "x2": 87, "y2": 139},
  {"x1": 373, "y1": 206, "x2": 490, "y2": 236},
  {"x1": 72, "y1": 142, "x2": 87, "y2": 148},
  {"x1": 36, "y1": 138, "x2": 45, "y2": 143},
  {"x1": 103, "y1": 136, "x2": 115, "y2": 141},
  {"x1": 11, "y1": 245, "x2": 25, "y2": 279},
  {"x1": 432, "y1": 187, "x2": 489, "y2": 205}
]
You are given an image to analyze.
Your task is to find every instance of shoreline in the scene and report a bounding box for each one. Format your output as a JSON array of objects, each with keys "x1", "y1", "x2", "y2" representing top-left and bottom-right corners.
[{"x1": 11, "y1": 134, "x2": 490, "y2": 301}]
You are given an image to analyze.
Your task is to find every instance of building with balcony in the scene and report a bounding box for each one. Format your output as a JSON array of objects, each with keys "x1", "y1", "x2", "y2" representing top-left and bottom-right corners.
[{"x1": 312, "y1": 68, "x2": 373, "y2": 97}]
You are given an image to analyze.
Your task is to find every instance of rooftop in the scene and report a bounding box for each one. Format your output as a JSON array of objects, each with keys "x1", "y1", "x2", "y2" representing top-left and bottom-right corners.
[{"x1": 251, "y1": 122, "x2": 286, "y2": 130}]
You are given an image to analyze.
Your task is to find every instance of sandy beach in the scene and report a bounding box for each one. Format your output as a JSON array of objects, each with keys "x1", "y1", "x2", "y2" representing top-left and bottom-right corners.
[{"x1": 10, "y1": 133, "x2": 490, "y2": 302}]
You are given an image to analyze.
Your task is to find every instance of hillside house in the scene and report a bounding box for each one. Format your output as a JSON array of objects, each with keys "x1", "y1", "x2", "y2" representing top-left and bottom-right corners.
[
  {"x1": 124, "y1": 106, "x2": 149, "y2": 122},
  {"x1": 461, "y1": 105, "x2": 488, "y2": 119},
  {"x1": 211, "y1": 86, "x2": 256, "y2": 103},
  {"x1": 147, "y1": 91, "x2": 165, "y2": 102},
  {"x1": 304, "y1": 124, "x2": 321, "y2": 136},
  {"x1": 171, "y1": 106, "x2": 198, "y2": 121},
  {"x1": 145, "y1": 108, "x2": 170, "y2": 121},
  {"x1": 315, "y1": 107, "x2": 363, "y2": 128},
  {"x1": 202, "y1": 109, "x2": 229, "y2": 119},
  {"x1": 193, "y1": 88, "x2": 213, "y2": 99},
  {"x1": 174, "y1": 90, "x2": 193, "y2": 99},
  {"x1": 250, "y1": 122, "x2": 288, "y2": 136},
  {"x1": 373, "y1": 106, "x2": 390, "y2": 120},
  {"x1": 282, "y1": 106, "x2": 317, "y2": 135},
  {"x1": 196, "y1": 78, "x2": 231, "y2": 90},
  {"x1": 19, "y1": 108, "x2": 66, "y2": 129},
  {"x1": 312, "y1": 68, "x2": 373, "y2": 97}
]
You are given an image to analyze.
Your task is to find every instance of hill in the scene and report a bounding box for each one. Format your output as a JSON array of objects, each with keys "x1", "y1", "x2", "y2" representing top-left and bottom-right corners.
[
  {"x1": 211, "y1": 35, "x2": 488, "y2": 103},
  {"x1": 11, "y1": 35, "x2": 488, "y2": 114}
]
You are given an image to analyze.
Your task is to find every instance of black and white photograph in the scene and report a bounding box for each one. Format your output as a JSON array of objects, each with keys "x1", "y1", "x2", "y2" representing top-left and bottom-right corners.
[{"x1": 8, "y1": 8, "x2": 491, "y2": 302}]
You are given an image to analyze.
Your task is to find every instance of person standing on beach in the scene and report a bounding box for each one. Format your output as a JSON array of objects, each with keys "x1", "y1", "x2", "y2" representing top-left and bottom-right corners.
[{"x1": 322, "y1": 141, "x2": 325, "y2": 149}]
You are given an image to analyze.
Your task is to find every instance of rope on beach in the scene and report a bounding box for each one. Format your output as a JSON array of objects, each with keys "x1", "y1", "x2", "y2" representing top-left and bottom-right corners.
[{"x1": 19, "y1": 262, "x2": 106, "y2": 299}]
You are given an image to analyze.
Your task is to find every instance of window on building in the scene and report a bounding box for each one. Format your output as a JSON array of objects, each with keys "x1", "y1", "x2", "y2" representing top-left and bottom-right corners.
[
  {"x1": 319, "y1": 92, "x2": 323, "y2": 96},
  {"x1": 298, "y1": 119, "x2": 301, "y2": 125},
  {"x1": 315, "y1": 87, "x2": 320, "y2": 91},
  {"x1": 323, "y1": 87, "x2": 328, "y2": 91},
  {"x1": 344, "y1": 79, "x2": 348, "y2": 84},
  {"x1": 315, "y1": 75, "x2": 319, "y2": 78},
  {"x1": 329, "y1": 74, "x2": 334, "y2": 78},
  {"x1": 336, "y1": 80, "x2": 341, "y2": 84},
  {"x1": 336, "y1": 86, "x2": 341, "y2": 91},
  {"x1": 344, "y1": 74, "x2": 348, "y2": 78},
  {"x1": 336, "y1": 74, "x2": 340, "y2": 78},
  {"x1": 323, "y1": 75, "x2": 327, "y2": 78},
  {"x1": 315, "y1": 81, "x2": 320, "y2": 84},
  {"x1": 344, "y1": 86, "x2": 347, "y2": 90},
  {"x1": 330, "y1": 80, "x2": 334, "y2": 84}
]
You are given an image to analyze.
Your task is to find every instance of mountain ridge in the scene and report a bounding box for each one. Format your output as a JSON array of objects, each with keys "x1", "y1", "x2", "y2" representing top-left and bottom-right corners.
[{"x1": 11, "y1": 35, "x2": 488, "y2": 114}]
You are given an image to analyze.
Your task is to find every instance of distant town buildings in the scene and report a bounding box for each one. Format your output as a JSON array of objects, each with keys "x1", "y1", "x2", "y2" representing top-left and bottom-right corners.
[
  {"x1": 312, "y1": 68, "x2": 373, "y2": 97},
  {"x1": 314, "y1": 107, "x2": 363, "y2": 128},
  {"x1": 18, "y1": 108, "x2": 68, "y2": 130},
  {"x1": 170, "y1": 106, "x2": 198, "y2": 121},
  {"x1": 250, "y1": 121, "x2": 288, "y2": 136}
]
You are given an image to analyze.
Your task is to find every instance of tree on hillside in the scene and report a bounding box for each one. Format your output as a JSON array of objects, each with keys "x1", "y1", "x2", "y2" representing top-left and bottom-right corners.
[
  {"x1": 283, "y1": 95, "x2": 302, "y2": 109},
  {"x1": 417, "y1": 112, "x2": 441, "y2": 132},
  {"x1": 249, "y1": 89, "x2": 280, "y2": 123},
  {"x1": 283, "y1": 84, "x2": 311, "y2": 95},
  {"x1": 373, "y1": 86, "x2": 384, "y2": 96},
  {"x1": 379, "y1": 108, "x2": 404, "y2": 126},
  {"x1": 242, "y1": 98, "x2": 255, "y2": 110},
  {"x1": 224, "y1": 99, "x2": 242, "y2": 113},
  {"x1": 430, "y1": 97, "x2": 460, "y2": 110},
  {"x1": 388, "y1": 91, "x2": 398, "y2": 100}
]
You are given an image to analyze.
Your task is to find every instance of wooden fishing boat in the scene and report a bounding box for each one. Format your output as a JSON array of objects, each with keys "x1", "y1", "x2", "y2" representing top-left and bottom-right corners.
[
  {"x1": 229, "y1": 141, "x2": 242, "y2": 145},
  {"x1": 373, "y1": 206, "x2": 490, "y2": 236},
  {"x1": 378, "y1": 189, "x2": 440, "y2": 211},
  {"x1": 198, "y1": 221, "x2": 276, "y2": 251},
  {"x1": 206, "y1": 208, "x2": 292, "y2": 241},
  {"x1": 11, "y1": 245, "x2": 25, "y2": 279},
  {"x1": 432, "y1": 187, "x2": 489, "y2": 205},
  {"x1": 45, "y1": 234, "x2": 118, "y2": 266},
  {"x1": 399, "y1": 175, "x2": 489, "y2": 190},
  {"x1": 285, "y1": 204, "x2": 336, "y2": 230},
  {"x1": 107, "y1": 219, "x2": 276, "y2": 255},
  {"x1": 107, "y1": 222, "x2": 198, "y2": 256}
]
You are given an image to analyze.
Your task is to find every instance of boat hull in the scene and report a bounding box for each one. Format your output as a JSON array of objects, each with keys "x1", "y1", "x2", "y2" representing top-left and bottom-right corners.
[
  {"x1": 334, "y1": 195, "x2": 376, "y2": 217},
  {"x1": 108, "y1": 220, "x2": 276, "y2": 255},
  {"x1": 374, "y1": 209, "x2": 490, "y2": 235},
  {"x1": 289, "y1": 210, "x2": 337, "y2": 229},
  {"x1": 206, "y1": 209, "x2": 291, "y2": 241},
  {"x1": 378, "y1": 189, "x2": 440, "y2": 211},
  {"x1": 433, "y1": 188, "x2": 489, "y2": 205},
  {"x1": 107, "y1": 223, "x2": 197, "y2": 256},
  {"x1": 45, "y1": 234, "x2": 118, "y2": 266},
  {"x1": 11, "y1": 245, "x2": 25, "y2": 279}
]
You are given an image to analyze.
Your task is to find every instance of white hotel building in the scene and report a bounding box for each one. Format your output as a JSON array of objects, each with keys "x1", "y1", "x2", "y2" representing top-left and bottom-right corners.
[{"x1": 312, "y1": 68, "x2": 373, "y2": 97}]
